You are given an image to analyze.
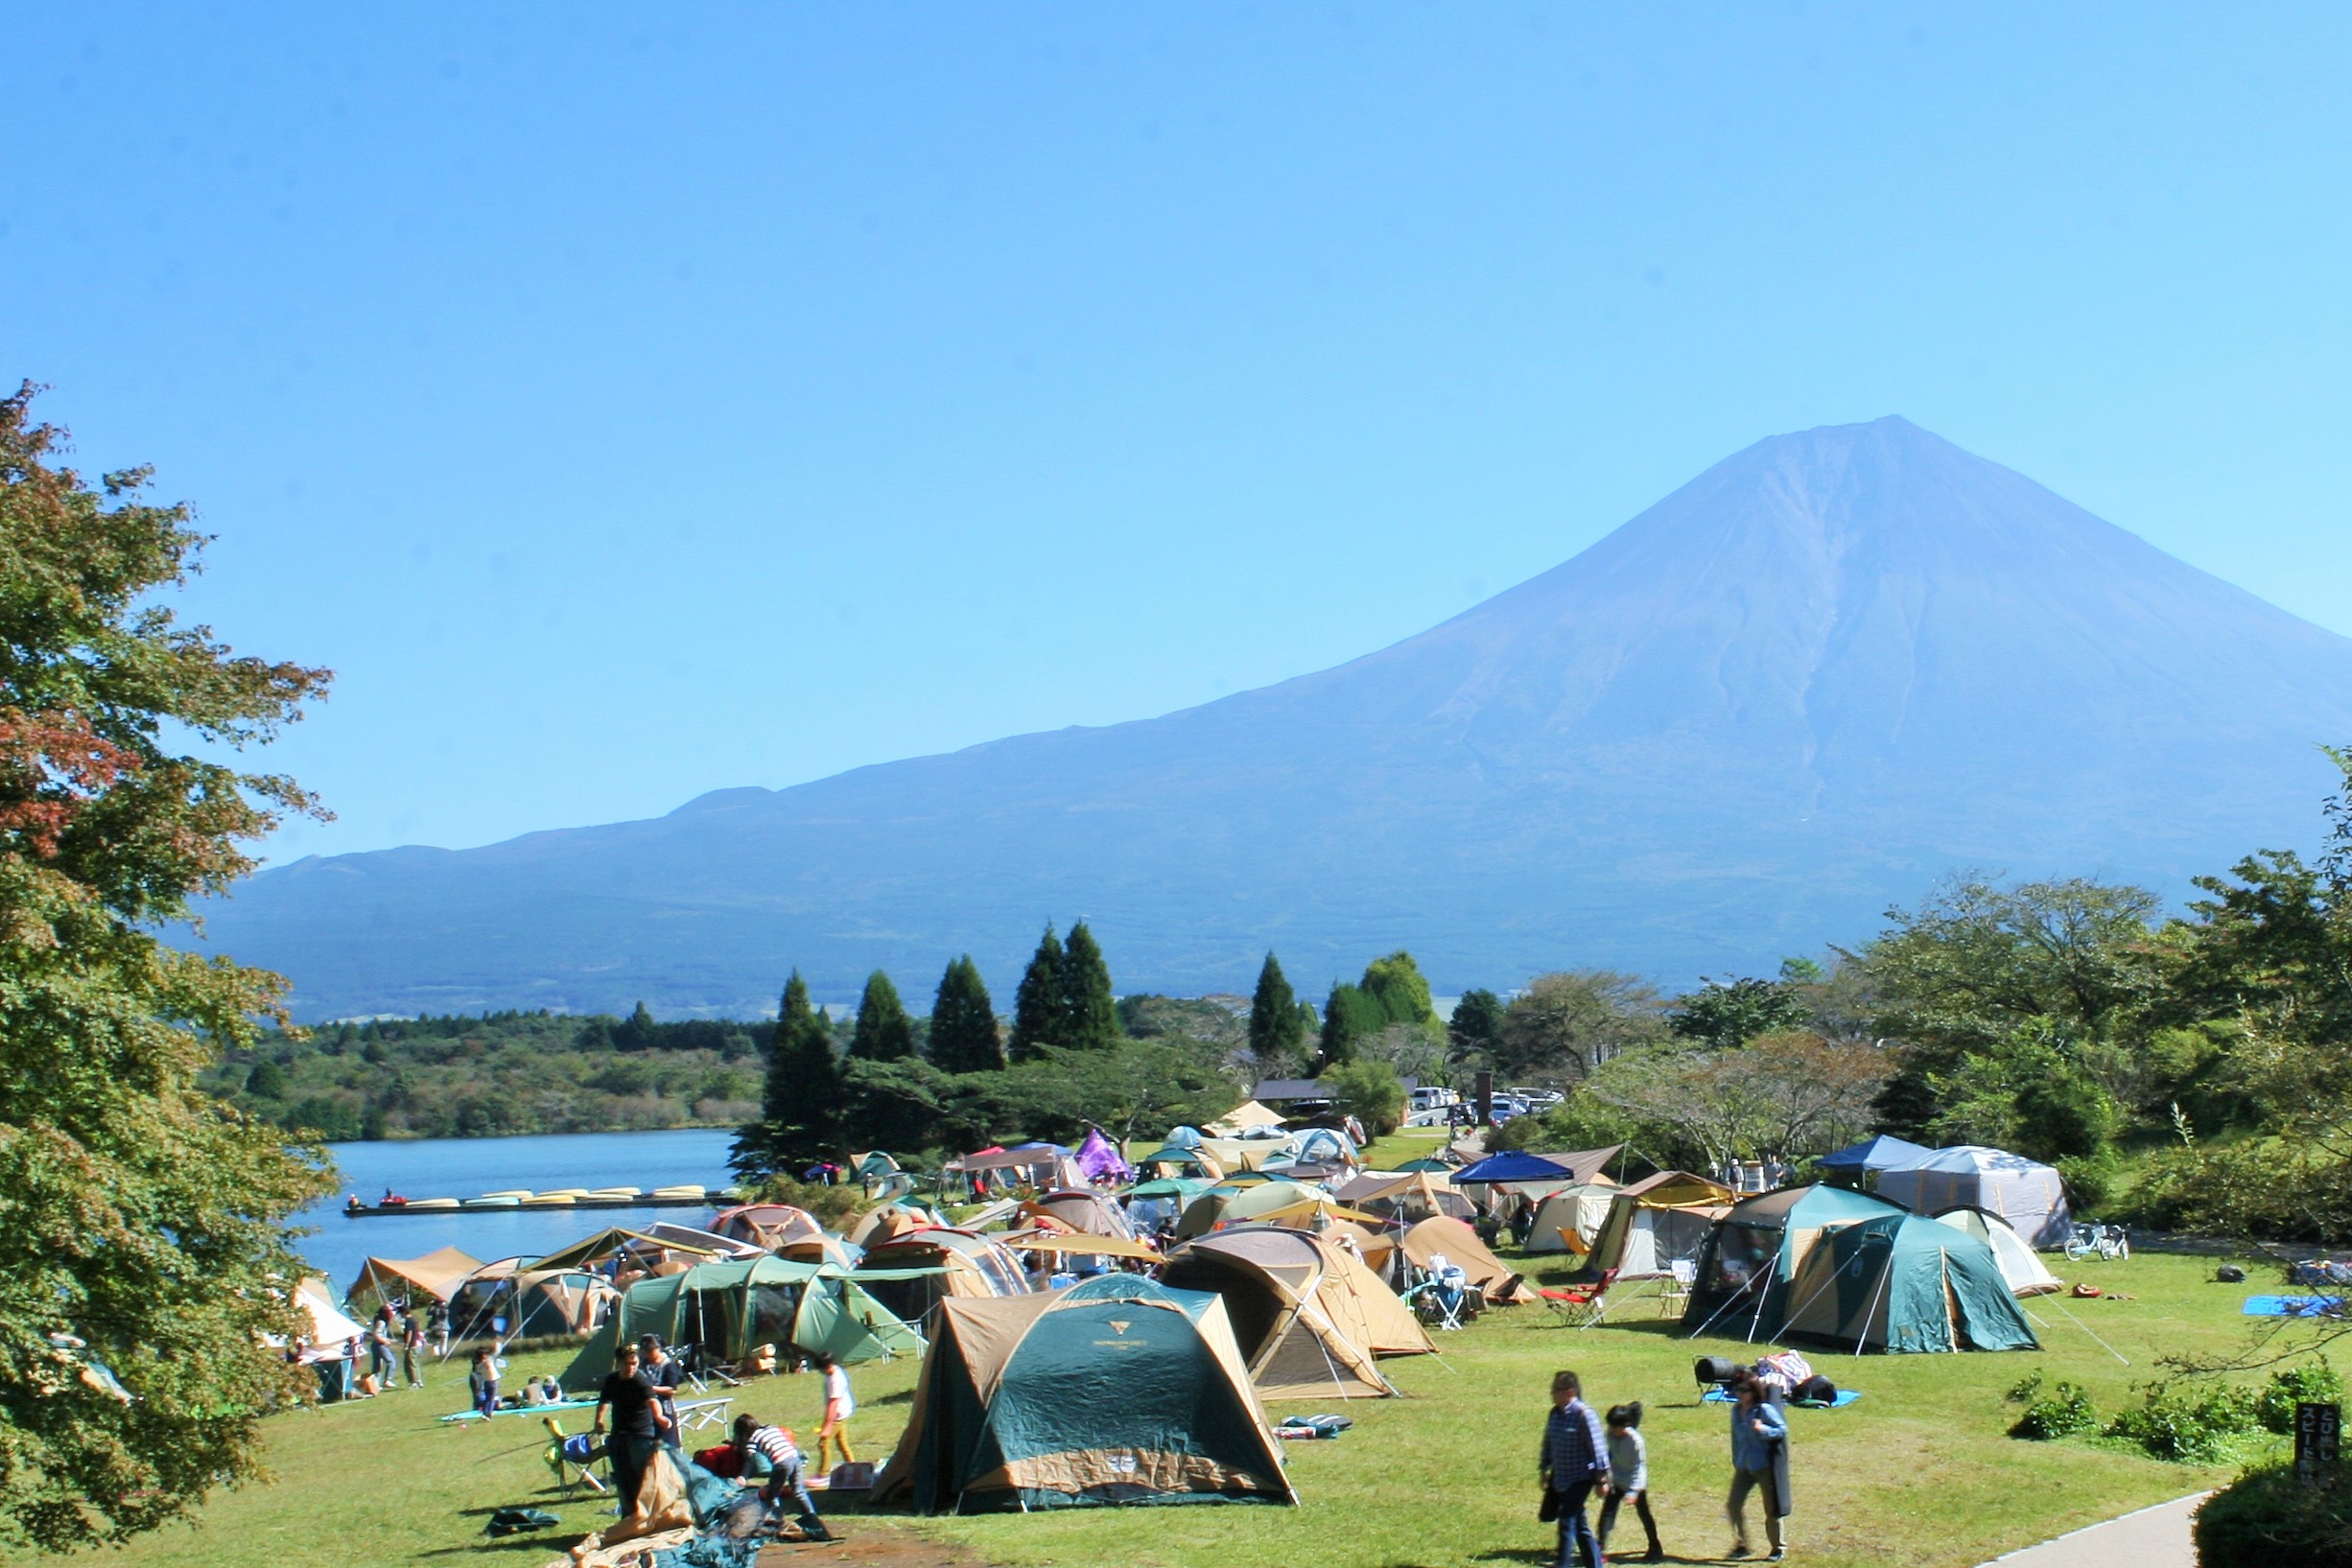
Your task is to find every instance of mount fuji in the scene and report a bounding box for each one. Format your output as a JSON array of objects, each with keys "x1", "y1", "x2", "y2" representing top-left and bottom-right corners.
[{"x1": 191, "y1": 417, "x2": 2352, "y2": 1017}]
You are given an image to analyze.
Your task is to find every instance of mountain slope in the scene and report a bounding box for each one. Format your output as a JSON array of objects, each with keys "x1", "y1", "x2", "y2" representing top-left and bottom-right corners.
[{"x1": 193, "y1": 417, "x2": 2352, "y2": 1016}]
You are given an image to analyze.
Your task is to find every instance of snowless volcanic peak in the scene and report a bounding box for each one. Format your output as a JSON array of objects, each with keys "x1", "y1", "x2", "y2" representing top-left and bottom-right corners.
[{"x1": 192, "y1": 417, "x2": 2352, "y2": 1017}]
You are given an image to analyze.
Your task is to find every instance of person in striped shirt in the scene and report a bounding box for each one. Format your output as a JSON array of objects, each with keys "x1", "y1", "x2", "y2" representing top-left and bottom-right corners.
[{"x1": 731, "y1": 1414, "x2": 831, "y2": 1543}]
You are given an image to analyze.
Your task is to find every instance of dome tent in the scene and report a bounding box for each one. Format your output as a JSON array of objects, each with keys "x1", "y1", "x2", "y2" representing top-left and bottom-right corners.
[
  {"x1": 873, "y1": 1275, "x2": 1294, "y2": 1514},
  {"x1": 1568, "y1": 1171, "x2": 1735, "y2": 1282},
  {"x1": 558, "y1": 1255, "x2": 921, "y2": 1391},
  {"x1": 1683, "y1": 1184, "x2": 2038, "y2": 1354},
  {"x1": 1160, "y1": 1227, "x2": 1433, "y2": 1399},
  {"x1": 1521, "y1": 1182, "x2": 1623, "y2": 1255},
  {"x1": 1875, "y1": 1146, "x2": 2072, "y2": 1248},
  {"x1": 1932, "y1": 1206, "x2": 2063, "y2": 1297}
]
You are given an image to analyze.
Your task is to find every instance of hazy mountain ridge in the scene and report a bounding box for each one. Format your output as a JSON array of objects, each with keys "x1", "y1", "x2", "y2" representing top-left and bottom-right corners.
[{"x1": 192, "y1": 417, "x2": 2352, "y2": 1016}]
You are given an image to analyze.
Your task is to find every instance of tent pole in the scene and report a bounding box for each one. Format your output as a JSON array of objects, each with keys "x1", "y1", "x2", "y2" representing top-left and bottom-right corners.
[
  {"x1": 1851, "y1": 1255, "x2": 1893, "y2": 1357},
  {"x1": 2024, "y1": 1300, "x2": 2129, "y2": 1366}
]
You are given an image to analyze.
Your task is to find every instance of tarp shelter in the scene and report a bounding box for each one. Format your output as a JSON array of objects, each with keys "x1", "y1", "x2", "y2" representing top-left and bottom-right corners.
[
  {"x1": 1453, "y1": 1146, "x2": 1621, "y2": 1197},
  {"x1": 1876, "y1": 1147, "x2": 2073, "y2": 1248},
  {"x1": 858, "y1": 1229, "x2": 1034, "y2": 1325},
  {"x1": 344, "y1": 1246, "x2": 481, "y2": 1319},
  {"x1": 1021, "y1": 1189, "x2": 1139, "y2": 1242},
  {"x1": 1684, "y1": 1184, "x2": 2039, "y2": 1354},
  {"x1": 1570, "y1": 1172, "x2": 1735, "y2": 1283},
  {"x1": 951, "y1": 1142, "x2": 1080, "y2": 1195},
  {"x1": 1522, "y1": 1183, "x2": 1623, "y2": 1255},
  {"x1": 1161, "y1": 1227, "x2": 1434, "y2": 1399},
  {"x1": 529, "y1": 1228, "x2": 728, "y2": 1278},
  {"x1": 1397, "y1": 1158, "x2": 1455, "y2": 1173},
  {"x1": 1072, "y1": 1129, "x2": 1135, "y2": 1185},
  {"x1": 1334, "y1": 1171, "x2": 1473, "y2": 1225},
  {"x1": 632, "y1": 1220, "x2": 765, "y2": 1260},
  {"x1": 1933, "y1": 1206, "x2": 2063, "y2": 1297},
  {"x1": 1199, "y1": 1137, "x2": 1293, "y2": 1174},
  {"x1": 1206, "y1": 1100, "x2": 1287, "y2": 1136},
  {"x1": 1815, "y1": 1134, "x2": 1933, "y2": 1175},
  {"x1": 708, "y1": 1205, "x2": 855, "y2": 1266},
  {"x1": 1395, "y1": 1216, "x2": 1534, "y2": 1304},
  {"x1": 294, "y1": 1276, "x2": 366, "y2": 1356},
  {"x1": 873, "y1": 1274, "x2": 1295, "y2": 1513},
  {"x1": 559, "y1": 1256, "x2": 923, "y2": 1391}
]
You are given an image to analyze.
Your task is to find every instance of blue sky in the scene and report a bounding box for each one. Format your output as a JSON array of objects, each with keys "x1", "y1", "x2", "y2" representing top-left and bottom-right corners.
[{"x1": 7, "y1": 6, "x2": 2347, "y2": 862}]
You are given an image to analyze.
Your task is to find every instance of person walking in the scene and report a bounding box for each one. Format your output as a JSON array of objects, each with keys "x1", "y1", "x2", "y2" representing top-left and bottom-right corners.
[
  {"x1": 1540, "y1": 1369, "x2": 1610, "y2": 1568},
  {"x1": 398, "y1": 1306, "x2": 425, "y2": 1388},
  {"x1": 366, "y1": 1306, "x2": 397, "y2": 1390},
  {"x1": 1725, "y1": 1369, "x2": 1792, "y2": 1561},
  {"x1": 592, "y1": 1343, "x2": 672, "y2": 1513},
  {"x1": 427, "y1": 1299, "x2": 451, "y2": 1359},
  {"x1": 1598, "y1": 1402, "x2": 1663, "y2": 1562},
  {"x1": 812, "y1": 1353, "x2": 858, "y2": 1470},
  {"x1": 735, "y1": 1414, "x2": 833, "y2": 1542}
]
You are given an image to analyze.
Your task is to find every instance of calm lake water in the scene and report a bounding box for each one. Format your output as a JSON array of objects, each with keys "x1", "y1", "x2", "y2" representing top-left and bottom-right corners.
[{"x1": 293, "y1": 1127, "x2": 738, "y2": 1294}]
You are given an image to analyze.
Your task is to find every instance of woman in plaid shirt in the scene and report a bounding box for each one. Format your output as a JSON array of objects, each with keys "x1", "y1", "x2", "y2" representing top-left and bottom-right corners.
[{"x1": 1541, "y1": 1369, "x2": 1610, "y2": 1568}]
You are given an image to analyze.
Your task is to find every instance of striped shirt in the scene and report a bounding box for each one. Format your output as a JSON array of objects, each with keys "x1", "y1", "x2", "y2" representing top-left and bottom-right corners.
[
  {"x1": 1542, "y1": 1398, "x2": 1610, "y2": 1486},
  {"x1": 745, "y1": 1425, "x2": 802, "y2": 1471}
]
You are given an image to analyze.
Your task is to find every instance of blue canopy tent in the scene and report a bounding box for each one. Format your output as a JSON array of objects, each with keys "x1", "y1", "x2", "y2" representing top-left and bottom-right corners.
[
  {"x1": 1816, "y1": 1135, "x2": 1932, "y2": 1174},
  {"x1": 1452, "y1": 1151, "x2": 1581, "y2": 1184}
]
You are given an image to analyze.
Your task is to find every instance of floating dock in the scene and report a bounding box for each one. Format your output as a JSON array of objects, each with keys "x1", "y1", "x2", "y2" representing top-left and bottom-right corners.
[{"x1": 341, "y1": 1183, "x2": 732, "y2": 1218}]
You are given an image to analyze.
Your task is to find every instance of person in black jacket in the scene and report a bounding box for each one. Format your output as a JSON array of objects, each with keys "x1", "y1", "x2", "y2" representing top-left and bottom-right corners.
[{"x1": 592, "y1": 1344, "x2": 672, "y2": 1510}]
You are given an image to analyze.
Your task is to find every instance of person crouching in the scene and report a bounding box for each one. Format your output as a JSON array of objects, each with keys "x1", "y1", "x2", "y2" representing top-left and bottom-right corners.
[{"x1": 734, "y1": 1414, "x2": 833, "y2": 1543}]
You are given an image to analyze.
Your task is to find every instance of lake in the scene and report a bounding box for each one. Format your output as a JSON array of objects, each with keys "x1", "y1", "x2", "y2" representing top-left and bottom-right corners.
[{"x1": 293, "y1": 1127, "x2": 739, "y2": 1292}]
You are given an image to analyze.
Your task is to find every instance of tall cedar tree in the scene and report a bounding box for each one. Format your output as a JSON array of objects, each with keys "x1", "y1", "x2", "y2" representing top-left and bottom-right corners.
[
  {"x1": 1058, "y1": 920, "x2": 1121, "y2": 1049},
  {"x1": 0, "y1": 386, "x2": 335, "y2": 1551},
  {"x1": 1008, "y1": 924, "x2": 1068, "y2": 1062},
  {"x1": 929, "y1": 955, "x2": 1005, "y2": 1073},
  {"x1": 849, "y1": 969, "x2": 916, "y2": 1060},
  {"x1": 734, "y1": 971, "x2": 845, "y2": 1176},
  {"x1": 1249, "y1": 950, "x2": 1305, "y2": 1061},
  {"x1": 1360, "y1": 950, "x2": 1437, "y2": 1025},
  {"x1": 1319, "y1": 981, "x2": 1389, "y2": 1065}
]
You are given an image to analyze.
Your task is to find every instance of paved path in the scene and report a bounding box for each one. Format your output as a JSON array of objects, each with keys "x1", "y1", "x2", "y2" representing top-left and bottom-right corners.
[{"x1": 1979, "y1": 1491, "x2": 2211, "y2": 1566}]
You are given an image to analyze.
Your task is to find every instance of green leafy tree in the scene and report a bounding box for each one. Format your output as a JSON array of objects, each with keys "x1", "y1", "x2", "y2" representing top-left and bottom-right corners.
[
  {"x1": 1247, "y1": 951, "x2": 1305, "y2": 1063},
  {"x1": 0, "y1": 386, "x2": 335, "y2": 1551},
  {"x1": 841, "y1": 1055, "x2": 974, "y2": 1153},
  {"x1": 849, "y1": 970, "x2": 916, "y2": 1061},
  {"x1": 1322, "y1": 1058, "x2": 1408, "y2": 1136},
  {"x1": 1493, "y1": 971, "x2": 1668, "y2": 1084},
  {"x1": 1008, "y1": 924, "x2": 1068, "y2": 1063},
  {"x1": 1359, "y1": 949, "x2": 1436, "y2": 1025},
  {"x1": 244, "y1": 1058, "x2": 288, "y2": 1099},
  {"x1": 967, "y1": 1037, "x2": 1240, "y2": 1144},
  {"x1": 1447, "y1": 987, "x2": 1506, "y2": 1063},
  {"x1": 1670, "y1": 976, "x2": 1810, "y2": 1049},
  {"x1": 928, "y1": 955, "x2": 1003, "y2": 1074},
  {"x1": 1057, "y1": 920, "x2": 1120, "y2": 1049},
  {"x1": 732, "y1": 971, "x2": 844, "y2": 1177},
  {"x1": 1318, "y1": 981, "x2": 1388, "y2": 1066}
]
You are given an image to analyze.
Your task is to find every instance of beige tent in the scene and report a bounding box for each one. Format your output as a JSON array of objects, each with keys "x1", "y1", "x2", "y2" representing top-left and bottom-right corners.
[
  {"x1": 709, "y1": 1205, "x2": 855, "y2": 1266},
  {"x1": 1522, "y1": 1182, "x2": 1623, "y2": 1255},
  {"x1": 1162, "y1": 1227, "x2": 1435, "y2": 1399},
  {"x1": 849, "y1": 1202, "x2": 946, "y2": 1249},
  {"x1": 1395, "y1": 1216, "x2": 1535, "y2": 1304},
  {"x1": 292, "y1": 1276, "x2": 367, "y2": 1354},
  {"x1": 1206, "y1": 1099, "x2": 1287, "y2": 1136},
  {"x1": 1335, "y1": 1170, "x2": 1474, "y2": 1224},
  {"x1": 344, "y1": 1246, "x2": 482, "y2": 1319},
  {"x1": 1572, "y1": 1171, "x2": 1735, "y2": 1282}
]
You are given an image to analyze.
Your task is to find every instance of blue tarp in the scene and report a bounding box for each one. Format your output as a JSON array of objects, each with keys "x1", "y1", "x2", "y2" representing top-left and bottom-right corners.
[
  {"x1": 1815, "y1": 1135, "x2": 1933, "y2": 1173},
  {"x1": 1452, "y1": 1151, "x2": 1581, "y2": 1184}
]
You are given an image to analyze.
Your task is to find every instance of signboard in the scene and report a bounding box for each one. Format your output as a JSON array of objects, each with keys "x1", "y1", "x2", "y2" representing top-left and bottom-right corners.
[{"x1": 2296, "y1": 1401, "x2": 2341, "y2": 1486}]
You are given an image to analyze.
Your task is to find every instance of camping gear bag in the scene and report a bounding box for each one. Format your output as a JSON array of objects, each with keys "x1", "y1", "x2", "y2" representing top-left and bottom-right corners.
[
  {"x1": 1694, "y1": 1356, "x2": 1746, "y2": 1388},
  {"x1": 483, "y1": 1508, "x2": 561, "y2": 1537},
  {"x1": 1792, "y1": 1374, "x2": 1838, "y2": 1406}
]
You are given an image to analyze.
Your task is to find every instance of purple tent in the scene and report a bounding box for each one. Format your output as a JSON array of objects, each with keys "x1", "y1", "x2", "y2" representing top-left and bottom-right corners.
[{"x1": 1074, "y1": 1127, "x2": 1135, "y2": 1185}]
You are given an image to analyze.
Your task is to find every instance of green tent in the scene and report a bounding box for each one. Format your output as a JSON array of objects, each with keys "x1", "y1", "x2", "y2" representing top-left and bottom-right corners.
[
  {"x1": 1683, "y1": 1184, "x2": 2038, "y2": 1354},
  {"x1": 873, "y1": 1274, "x2": 1295, "y2": 1513},
  {"x1": 558, "y1": 1256, "x2": 923, "y2": 1392}
]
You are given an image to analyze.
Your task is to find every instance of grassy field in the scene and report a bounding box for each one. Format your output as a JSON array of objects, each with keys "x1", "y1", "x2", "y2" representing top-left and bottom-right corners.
[{"x1": 89, "y1": 1238, "x2": 2285, "y2": 1568}]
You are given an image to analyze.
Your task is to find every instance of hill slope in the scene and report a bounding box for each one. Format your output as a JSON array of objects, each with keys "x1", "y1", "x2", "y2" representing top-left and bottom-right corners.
[{"x1": 192, "y1": 417, "x2": 2352, "y2": 1016}]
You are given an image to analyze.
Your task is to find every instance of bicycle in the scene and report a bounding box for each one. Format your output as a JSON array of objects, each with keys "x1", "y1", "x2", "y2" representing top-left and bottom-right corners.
[{"x1": 2063, "y1": 1222, "x2": 2130, "y2": 1262}]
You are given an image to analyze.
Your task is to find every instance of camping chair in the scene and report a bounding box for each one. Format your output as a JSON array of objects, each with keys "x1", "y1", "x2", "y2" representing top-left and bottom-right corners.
[
  {"x1": 542, "y1": 1416, "x2": 607, "y2": 1500},
  {"x1": 1539, "y1": 1268, "x2": 1617, "y2": 1328},
  {"x1": 1405, "y1": 1260, "x2": 1477, "y2": 1331},
  {"x1": 675, "y1": 1341, "x2": 742, "y2": 1389},
  {"x1": 1657, "y1": 1258, "x2": 1697, "y2": 1319}
]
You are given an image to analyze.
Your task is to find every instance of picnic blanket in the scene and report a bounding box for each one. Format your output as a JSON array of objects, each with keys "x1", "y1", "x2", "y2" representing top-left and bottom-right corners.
[
  {"x1": 2243, "y1": 1295, "x2": 2348, "y2": 1318},
  {"x1": 1705, "y1": 1388, "x2": 1863, "y2": 1409}
]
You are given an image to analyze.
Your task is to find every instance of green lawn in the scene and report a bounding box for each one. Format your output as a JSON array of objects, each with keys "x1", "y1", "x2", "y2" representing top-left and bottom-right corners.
[{"x1": 91, "y1": 1249, "x2": 2277, "y2": 1568}]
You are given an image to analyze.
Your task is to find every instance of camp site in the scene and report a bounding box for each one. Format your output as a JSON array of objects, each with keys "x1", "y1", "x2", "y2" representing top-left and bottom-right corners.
[{"x1": 68, "y1": 1112, "x2": 2347, "y2": 1568}]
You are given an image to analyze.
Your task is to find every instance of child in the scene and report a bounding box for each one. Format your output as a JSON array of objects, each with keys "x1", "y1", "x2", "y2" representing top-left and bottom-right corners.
[
  {"x1": 1599, "y1": 1402, "x2": 1662, "y2": 1562},
  {"x1": 813, "y1": 1353, "x2": 857, "y2": 1469},
  {"x1": 468, "y1": 1347, "x2": 500, "y2": 1419}
]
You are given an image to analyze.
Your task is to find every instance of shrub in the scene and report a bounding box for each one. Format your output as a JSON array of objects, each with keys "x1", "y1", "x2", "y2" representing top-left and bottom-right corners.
[
  {"x1": 2005, "y1": 1370, "x2": 2100, "y2": 1439},
  {"x1": 2256, "y1": 1357, "x2": 2345, "y2": 1435},
  {"x1": 747, "y1": 1173, "x2": 865, "y2": 1229},
  {"x1": 2195, "y1": 1461, "x2": 2352, "y2": 1568},
  {"x1": 2105, "y1": 1382, "x2": 2262, "y2": 1463}
]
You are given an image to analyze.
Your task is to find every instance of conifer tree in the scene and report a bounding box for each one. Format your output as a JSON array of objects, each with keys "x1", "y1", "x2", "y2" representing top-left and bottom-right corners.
[
  {"x1": 1319, "y1": 981, "x2": 1387, "y2": 1066},
  {"x1": 849, "y1": 970, "x2": 916, "y2": 1060},
  {"x1": 929, "y1": 955, "x2": 1005, "y2": 1073},
  {"x1": 1248, "y1": 950, "x2": 1305, "y2": 1062},
  {"x1": 733, "y1": 971, "x2": 845, "y2": 1176},
  {"x1": 1009, "y1": 924, "x2": 1069, "y2": 1062},
  {"x1": 1360, "y1": 949, "x2": 1437, "y2": 1025},
  {"x1": 1058, "y1": 920, "x2": 1121, "y2": 1049}
]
